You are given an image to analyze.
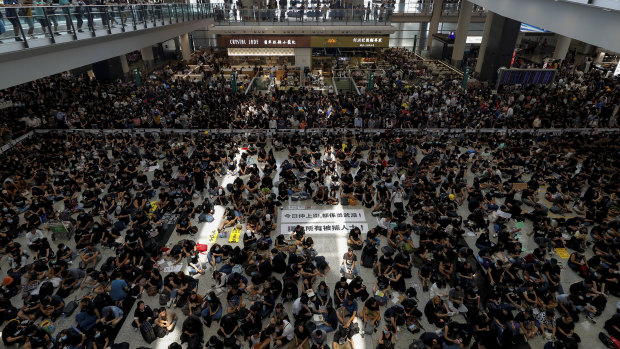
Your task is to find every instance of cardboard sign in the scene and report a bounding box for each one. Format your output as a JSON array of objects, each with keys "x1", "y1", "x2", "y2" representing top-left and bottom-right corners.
[{"x1": 555, "y1": 248, "x2": 570, "y2": 259}]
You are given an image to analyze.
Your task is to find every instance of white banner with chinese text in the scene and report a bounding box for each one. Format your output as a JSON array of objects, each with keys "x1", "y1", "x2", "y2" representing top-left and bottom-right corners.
[
  {"x1": 280, "y1": 223, "x2": 369, "y2": 235},
  {"x1": 280, "y1": 209, "x2": 366, "y2": 223}
]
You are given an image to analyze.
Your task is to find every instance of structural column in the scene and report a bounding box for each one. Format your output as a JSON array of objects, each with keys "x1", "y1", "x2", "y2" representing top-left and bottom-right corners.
[
  {"x1": 426, "y1": 0, "x2": 443, "y2": 50},
  {"x1": 475, "y1": 11, "x2": 493, "y2": 75},
  {"x1": 552, "y1": 34, "x2": 572, "y2": 61},
  {"x1": 120, "y1": 54, "x2": 130, "y2": 75},
  {"x1": 451, "y1": 0, "x2": 473, "y2": 67},
  {"x1": 179, "y1": 33, "x2": 192, "y2": 61},
  {"x1": 475, "y1": 11, "x2": 520, "y2": 82},
  {"x1": 141, "y1": 46, "x2": 155, "y2": 67},
  {"x1": 394, "y1": 23, "x2": 404, "y2": 48},
  {"x1": 92, "y1": 56, "x2": 127, "y2": 81}
]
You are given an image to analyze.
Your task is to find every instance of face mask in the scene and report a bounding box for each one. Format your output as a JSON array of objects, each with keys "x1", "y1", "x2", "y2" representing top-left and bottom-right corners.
[
  {"x1": 95, "y1": 332, "x2": 101, "y2": 339},
  {"x1": 2, "y1": 207, "x2": 7, "y2": 212},
  {"x1": 61, "y1": 335, "x2": 68, "y2": 341},
  {"x1": 8, "y1": 219, "x2": 13, "y2": 223},
  {"x1": 383, "y1": 330, "x2": 389, "y2": 335},
  {"x1": 207, "y1": 296, "x2": 211, "y2": 301}
]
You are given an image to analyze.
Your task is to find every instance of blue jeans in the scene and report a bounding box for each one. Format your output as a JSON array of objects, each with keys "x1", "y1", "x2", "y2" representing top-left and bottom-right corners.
[
  {"x1": 207, "y1": 252, "x2": 221, "y2": 264},
  {"x1": 543, "y1": 274, "x2": 564, "y2": 294},
  {"x1": 442, "y1": 341, "x2": 460, "y2": 349},
  {"x1": 317, "y1": 324, "x2": 334, "y2": 332},
  {"x1": 189, "y1": 262, "x2": 207, "y2": 275},
  {"x1": 341, "y1": 265, "x2": 358, "y2": 275},
  {"x1": 219, "y1": 264, "x2": 233, "y2": 274},
  {"x1": 170, "y1": 287, "x2": 179, "y2": 300}
]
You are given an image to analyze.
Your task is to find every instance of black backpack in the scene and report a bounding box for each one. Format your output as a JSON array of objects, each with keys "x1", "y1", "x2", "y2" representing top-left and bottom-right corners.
[{"x1": 140, "y1": 321, "x2": 157, "y2": 344}]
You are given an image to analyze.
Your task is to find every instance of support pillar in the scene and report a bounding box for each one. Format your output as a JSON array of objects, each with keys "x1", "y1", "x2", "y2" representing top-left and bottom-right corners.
[
  {"x1": 120, "y1": 54, "x2": 130, "y2": 75},
  {"x1": 475, "y1": 11, "x2": 493, "y2": 75},
  {"x1": 418, "y1": 22, "x2": 428, "y2": 53},
  {"x1": 395, "y1": 23, "x2": 404, "y2": 48},
  {"x1": 427, "y1": 0, "x2": 443, "y2": 50},
  {"x1": 552, "y1": 34, "x2": 572, "y2": 61},
  {"x1": 179, "y1": 33, "x2": 192, "y2": 61},
  {"x1": 475, "y1": 11, "x2": 520, "y2": 82},
  {"x1": 451, "y1": 0, "x2": 473, "y2": 67},
  {"x1": 91, "y1": 56, "x2": 126, "y2": 82},
  {"x1": 141, "y1": 46, "x2": 155, "y2": 67}
]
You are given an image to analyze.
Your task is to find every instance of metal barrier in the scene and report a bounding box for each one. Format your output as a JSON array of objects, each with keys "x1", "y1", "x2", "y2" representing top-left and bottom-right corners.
[{"x1": 0, "y1": 3, "x2": 212, "y2": 50}]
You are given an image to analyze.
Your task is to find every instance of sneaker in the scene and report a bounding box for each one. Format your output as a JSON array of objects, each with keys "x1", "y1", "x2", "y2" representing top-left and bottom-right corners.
[
  {"x1": 587, "y1": 314, "x2": 597, "y2": 323},
  {"x1": 78, "y1": 29, "x2": 84, "y2": 33},
  {"x1": 166, "y1": 300, "x2": 172, "y2": 308}
]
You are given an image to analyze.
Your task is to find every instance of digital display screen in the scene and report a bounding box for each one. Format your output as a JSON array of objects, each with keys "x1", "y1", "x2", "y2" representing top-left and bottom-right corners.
[{"x1": 496, "y1": 68, "x2": 557, "y2": 87}]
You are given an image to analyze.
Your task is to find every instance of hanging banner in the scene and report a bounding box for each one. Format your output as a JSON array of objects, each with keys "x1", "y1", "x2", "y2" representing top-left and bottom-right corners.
[
  {"x1": 281, "y1": 223, "x2": 369, "y2": 235},
  {"x1": 281, "y1": 209, "x2": 366, "y2": 223}
]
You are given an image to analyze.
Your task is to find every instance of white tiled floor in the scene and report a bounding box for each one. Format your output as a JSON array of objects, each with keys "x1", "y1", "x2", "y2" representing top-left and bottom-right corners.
[{"x1": 1, "y1": 137, "x2": 613, "y2": 349}]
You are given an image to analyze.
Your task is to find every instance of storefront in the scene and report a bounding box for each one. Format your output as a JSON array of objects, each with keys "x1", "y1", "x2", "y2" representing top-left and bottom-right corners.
[
  {"x1": 309, "y1": 35, "x2": 390, "y2": 74},
  {"x1": 216, "y1": 35, "x2": 311, "y2": 67},
  {"x1": 216, "y1": 34, "x2": 390, "y2": 75}
]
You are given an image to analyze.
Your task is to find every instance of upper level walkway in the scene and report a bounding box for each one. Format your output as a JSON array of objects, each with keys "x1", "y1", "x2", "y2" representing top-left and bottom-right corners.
[
  {"x1": 210, "y1": 1, "x2": 486, "y2": 25},
  {"x1": 0, "y1": 4, "x2": 211, "y2": 53},
  {"x1": 0, "y1": 3, "x2": 212, "y2": 89}
]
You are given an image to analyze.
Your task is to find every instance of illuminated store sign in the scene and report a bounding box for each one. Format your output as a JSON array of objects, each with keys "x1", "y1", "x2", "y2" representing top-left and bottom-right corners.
[
  {"x1": 310, "y1": 36, "x2": 390, "y2": 48},
  {"x1": 217, "y1": 35, "x2": 310, "y2": 48}
]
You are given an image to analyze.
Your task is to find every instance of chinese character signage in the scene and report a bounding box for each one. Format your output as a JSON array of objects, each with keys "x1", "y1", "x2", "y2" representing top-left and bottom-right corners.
[
  {"x1": 217, "y1": 35, "x2": 310, "y2": 48},
  {"x1": 281, "y1": 223, "x2": 369, "y2": 235},
  {"x1": 310, "y1": 36, "x2": 389, "y2": 48},
  {"x1": 281, "y1": 209, "x2": 367, "y2": 223}
]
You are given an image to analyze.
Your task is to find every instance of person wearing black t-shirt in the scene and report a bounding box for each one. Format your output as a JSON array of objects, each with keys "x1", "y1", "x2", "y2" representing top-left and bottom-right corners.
[
  {"x1": 292, "y1": 321, "x2": 311, "y2": 349},
  {"x1": 556, "y1": 313, "x2": 580, "y2": 343},
  {"x1": 132, "y1": 301, "x2": 154, "y2": 328},
  {"x1": 333, "y1": 278, "x2": 349, "y2": 308}
]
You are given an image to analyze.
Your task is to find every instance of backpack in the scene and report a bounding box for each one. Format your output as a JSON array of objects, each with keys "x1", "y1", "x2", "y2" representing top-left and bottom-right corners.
[
  {"x1": 406, "y1": 287, "x2": 417, "y2": 299},
  {"x1": 159, "y1": 290, "x2": 170, "y2": 305},
  {"x1": 140, "y1": 321, "x2": 157, "y2": 344},
  {"x1": 600, "y1": 332, "x2": 620, "y2": 349},
  {"x1": 62, "y1": 301, "x2": 79, "y2": 317},
  {"x1": 199, "y1": 213, "x2": 214, "y2": 223},
  {"x1": 410, "y1": 339, "x2": 425, "y2": 349}
]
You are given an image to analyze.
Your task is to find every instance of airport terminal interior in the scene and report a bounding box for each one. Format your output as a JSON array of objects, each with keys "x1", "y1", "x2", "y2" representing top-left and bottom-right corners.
[{"x1": 0, "y1": 1, "x2": 619, "y2": 349}]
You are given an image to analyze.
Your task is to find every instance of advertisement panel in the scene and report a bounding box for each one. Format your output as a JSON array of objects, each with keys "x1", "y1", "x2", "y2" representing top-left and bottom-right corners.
[
  {"x1": 310, "y1": 36, "x2": 389, "y2": 48},
  {"x1": 217, "y1": 35, "x2": 310, "y2": 48}
]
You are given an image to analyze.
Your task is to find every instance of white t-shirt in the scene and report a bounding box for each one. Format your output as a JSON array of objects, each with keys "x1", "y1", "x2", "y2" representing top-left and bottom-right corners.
[{"x1": 281, "y1": 320, "x2": 294, "y2": 340}]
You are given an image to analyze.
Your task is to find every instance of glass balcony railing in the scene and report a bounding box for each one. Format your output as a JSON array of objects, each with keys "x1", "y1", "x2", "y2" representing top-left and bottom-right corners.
[
  {"x1": 0, "y1": 2, "x2": 486, "y2": 49},
  {"x1": 212, "y1": 6, "x2": 394, "y2": 25},
  {"x1": 211, "y1": 1, "x2": 485, "y2": 25},
  {"x1": 0, "y1": 3, "x2": 211, "y2": 50}
]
